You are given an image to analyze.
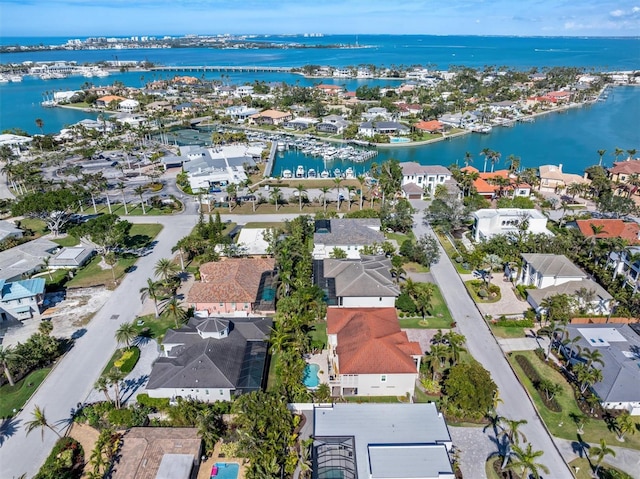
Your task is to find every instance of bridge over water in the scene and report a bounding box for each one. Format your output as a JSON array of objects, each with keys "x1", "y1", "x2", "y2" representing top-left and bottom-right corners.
[{"x1": 150, "y1": 65, "x2": 294, "y2": 73}]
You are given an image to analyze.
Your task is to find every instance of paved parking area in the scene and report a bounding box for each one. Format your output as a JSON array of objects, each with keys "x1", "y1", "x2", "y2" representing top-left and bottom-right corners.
[{"x1": 462, "y1": 274, "x2": 529, "y2": 318}]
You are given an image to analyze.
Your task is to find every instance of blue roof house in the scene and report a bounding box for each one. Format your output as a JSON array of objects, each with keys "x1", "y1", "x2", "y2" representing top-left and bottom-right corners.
[{"x1": 0, "y1": 278, "x2": 46, "y2": 322}]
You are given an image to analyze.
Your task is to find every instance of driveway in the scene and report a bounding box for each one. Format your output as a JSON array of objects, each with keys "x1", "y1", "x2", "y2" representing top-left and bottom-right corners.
[
  {"x1": 461, "y1": 273, "x2": 528, "y2": 319},
  {"x1": 449, "y1": 426, "x2": 498, "y2": 479},
  {"x1": 412, "y1": 213, "x2": 574, "y2": 478}
]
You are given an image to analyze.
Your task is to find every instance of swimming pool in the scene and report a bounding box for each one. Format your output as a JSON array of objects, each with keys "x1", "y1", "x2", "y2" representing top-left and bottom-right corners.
[
  {"x1": 261, "y1": 286, "x2": 275, "y2": 302},
  {"x1": 389, "y1": 137, "x2": 410, "y2": 143},
  {"x1": 212, "y1": 462, "x2": 239, "y2": 479},
  {"x1": 303, "y1": 363, "x2": 320, "y2": 388}
]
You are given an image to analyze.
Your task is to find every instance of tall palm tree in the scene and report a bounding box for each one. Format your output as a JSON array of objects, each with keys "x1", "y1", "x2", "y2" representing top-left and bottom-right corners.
[
  {"x1": 589, "y1": 439, "x2": 616, "y2": 476},
  {"x1": 0, "y1": 345, "x2": 19, "y2": 386},
  {"x1": 319, "y1": 186, "x2": 330, "y2": 212},
  {"x1": 613, "y1": 147, "x2": 624, "y2": 162},
  {"x1": 35, "y1": 118, "x2": 44, "y2": 135},
  {"x1": 115, "y1": 323, "x2": 137, "y2": 349},
  {"x1": 270, "y1": 186, "x2": 281, "y2": 211},
  {"x1": 614, "y1": 411, "x2": 636, "y2": 441},
  {"x1": 107, "y1": 368, "x2": 124, "y2": 409},
  {"x1": 463, "y1": 151, "x2": 473, "y2": 167},
  {"x1": 597, "y1": 149, "x2": 607, "y2": 166},
  {"x1": 94, "y1": 376, "x2": 113, "y2": 404},
  {"x1": 506, "y1": 154, "x2": 521, "y2": 173},
  {"x1": 626, "y1": 148, "x2": 637, "y2": 160},
  {"x1": 581, "y1": 347, "x2": 605, "y2": 369},
  {"x1": 333, "y1": 177, "x2": 343, "y2": 211},
  {"x1": 133, "y1": 185, "x2": 146, "y2": 214},
  {"x1": 164, "y1": 297, "x2": 187, "y2": 329},
  {"x1": 25, "y1": 405, "x2": 61, "y2": 441},
  {"x1": 140, "y1": 278, "x2": 162, "y2": 317},
  {"x1": 444, "y1": 330, "x2": 467, "y2": 366},
  {"x1": 345, "y1": 185, "x2": 356, "y2": 211},
  {"x1": 295, "y1": 184, "x2": 307, "y2": 211},
  {"x1": 480, "y1": 148, "x2": 492, "y2": 173},
  {"x1": 117, "y1": 182, "x2": 128, "y2": 215},
  {"x1": 500, "y1": 418, "x2": 528, "y2": 446},
  {"x1": 506, "y1": 443, "x2": 549, "y2": 479},
  {"x1": 356, "y1": 175, "x2": 366, "y2": 210},
  {"x1": 154, "y1": 257, "x2": 179, "y2": 283}
]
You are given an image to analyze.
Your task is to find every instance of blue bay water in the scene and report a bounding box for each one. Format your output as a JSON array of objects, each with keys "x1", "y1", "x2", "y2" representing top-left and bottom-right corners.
[{"x1": 0, "y1": 35, "x2": 638, "y2": 175}]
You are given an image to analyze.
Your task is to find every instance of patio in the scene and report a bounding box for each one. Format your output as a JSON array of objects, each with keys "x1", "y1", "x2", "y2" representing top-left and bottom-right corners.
[{"x1": 305, "y1": 351, "x2": 330, "y2": 386}]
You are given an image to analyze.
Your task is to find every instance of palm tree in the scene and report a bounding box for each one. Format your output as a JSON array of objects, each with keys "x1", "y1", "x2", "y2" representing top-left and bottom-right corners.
[
  {"x1": 506, "y1": 443, "x2": 549, "y2": 479},
  {"x1": 35, "y1": 118, "x2": 44, "y2": 135},
  {"x1": 414, "y1": 282, "x2": 435, "y2": 319},
  {"x1": 463, "y1": 151, "x2": 473, "y2": 167},
  {"x1": 506, "y1": 154, "x2": 521, "y2": 173},
  {"x1": 333, "y1": 177, "x2": 343, "y2": 211},
  {"x1": 295, "y1": 184, "x2": 307, "y2": 211},
  {"x1": 569, "y1": 412, "x2": 589, "y2": 434},
  {"x1": 346, "y1": 185, "x2": 356, "y2": 211},
  {"x1": 154, "y1": 257, "x2": 179, "y2": 283},
  {"x1": 107, "y1": 368, "x2": 124, "y2": 409},
  {"x1": 597, "y1": 149, "x2": 607, "y2": 166},
  {"x1": 589, "y1": 438, "x2": 615, "y2": 476},
  {"x1": 480, "y1": 148, "x2": 491, "y2": 173},
  {"x1": 0, "y1": 345, "x2": 19, "y2": 387},
  {"x1": 626, "y1": 148, "x2": 637, "y2": 160},
  {"x1": 269, "y1": 186, "x2": 281, "y2": 211},
  {"x1": 117, "y1": 182, "x2": 129, "y2": 215},
  {"x1": 490, "y1": 150, "x2": 502, "y2": 173},
  {"x1": 444, "y1": 331, "x2": 467, "y2": 366},
  {"x1": 613, "y1": 147, "x2": 624, "y2": 162},
  {"x1": 613, "y1": 411, "x2": 636, "y2": 441},
  {"x1": 319, "y1": 186, "x2": 331, "y2": 212},
  {"x1": 538, "y1": 379, "x2": 562, "y2": 401},
  {"x1": 140, "y1": 278, "x2": 162, "y2": 317},
  {"x1": 25, "y1": 405, "x2": 61, "y2": 440},
  {"x1": 115, "y1": 323, "x2": 137, "y2": 349},
  {"x1": 581, "y1": 347, "x2": 605, "y2": 369},
  {"x1": 164, "y1": 297, "x2": 187, "y2": 328},
  {"x1": 94, "y1": 376, "x2": 113, "y2": 404},
  {"x1": 133, "y1": 185, "x2": 146, "y2": 214},
  {"x1": 575, "y1": 362, "x2": 603, "y2": 393},
  {"x1": 356, "y1": 175, "x2": 366, "y2": 210},
  {"x1": 500, "y1": 418, "x2": 528, "y2": 446}
]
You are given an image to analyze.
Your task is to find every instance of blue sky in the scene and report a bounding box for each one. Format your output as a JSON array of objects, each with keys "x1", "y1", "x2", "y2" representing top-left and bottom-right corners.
[{"x1": 1, "y1": 0, "x2": 640, "y2": 37}]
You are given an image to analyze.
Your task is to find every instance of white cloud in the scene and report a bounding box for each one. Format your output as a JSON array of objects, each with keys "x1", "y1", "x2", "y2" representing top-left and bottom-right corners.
[{"x1": 610, "y1": 9, "x2": 624, "y2": 17}]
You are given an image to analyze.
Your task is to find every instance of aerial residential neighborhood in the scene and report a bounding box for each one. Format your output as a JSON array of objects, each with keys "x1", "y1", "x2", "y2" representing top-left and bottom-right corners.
[{"x1": 0, "y1": 23, "x2": 639, "y2": 479}]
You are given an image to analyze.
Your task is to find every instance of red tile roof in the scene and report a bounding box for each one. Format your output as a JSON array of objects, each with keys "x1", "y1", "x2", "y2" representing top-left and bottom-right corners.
[
  {"x1": 609, "y1": 160, "x2": 640, "y2": 176},
  {"x1": 187, "y1": 258, "x2": 275, "y2": 304},
  {"x1": 415, "y1": 120, "x2": 443, "y2": 132},
  {"x1": 576, "y1": 219, "x2": 640, "y2": 244},
  {"x1": 327, "y1": 308, "x2": 421, "y2": 374}
]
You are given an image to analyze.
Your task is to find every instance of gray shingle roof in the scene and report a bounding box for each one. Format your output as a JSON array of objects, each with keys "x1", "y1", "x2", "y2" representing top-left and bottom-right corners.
[
  {"x1": 322, "y1": 256, "x2": 400, "y2": 298},
  {"x1": 314, "y1": 219, "x2": 384, "y2": 246},
  {"x1": 147, "y1": 317, "x2": 271, "y2": 391},
  {"x1": 521, "y1": 253, "x2": 585, "y2": 278}
]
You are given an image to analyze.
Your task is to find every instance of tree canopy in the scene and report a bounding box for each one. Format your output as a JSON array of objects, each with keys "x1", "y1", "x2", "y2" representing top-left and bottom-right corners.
[{"x1": 12, "y1": 189, "x2": 80, "y2": 236}]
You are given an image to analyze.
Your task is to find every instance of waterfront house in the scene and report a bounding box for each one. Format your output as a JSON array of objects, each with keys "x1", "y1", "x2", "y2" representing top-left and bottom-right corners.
[
  {"x1": 111, "y1": 427, "x2": 202, "y2": 479},
  {"x1": 224, "y1": 105, "x2": 260, "y2": 121},
  {"x1": 187, "y1": 257, "x2": 276, "y2": 315},
  {"x1": 471, "y1": 209, "x2": 552, "y2": 242},
  {"x1": 558, "y1": 324, "x2": 640, "y2": 415},
  {"x1": 145, "y1": 316, "x2": 271, "y2": 402},
  {"x1": 315, "y1": 255, "x2": 400, "y2": 307},
  {"x1": 249, "y1": 109, "x2": 292, "y2": 126},
  {"x1": 462, "y1": 167, "x2": 532, "y2": 199},
  {"x1": 577, "y1": 219, "x2": 640, "y2": 245},
  {"x1": 312, "y1": 218, "x2": 385, "y2": 259},
  {"x1": 362, "y1": 107, "x2": 392, "y2": 122},
  {"x1": 180, "y1": 144, "x2": 258, "y2": 191},
  {"x1": 315, "y1": 84, "x2": 344, "y2": 96},
  {"x1": 315, "y1": 115, "x2": 350, "y2": 135},
  {"x1": 358, "y1": 121, "x2": 409, "y2": 138},
  {"x1": 95, "y1": 95, "x2": 125, "y2": 108},
  {"x1": 400, "y1": 162, "x2": 452, "y2": 198},
  {"x1": 326, "y1": 307, "x2": 421, "y2": 398},
  {"x1": 538, "y1": 164, "x2": 589, "y2": 192},
  {"x1": 0, "y1": 277, "x2": 45, "y2": 322},
  {"x1": 284, "y1": 117, "x2": 319, "y2": 131},
  {"x1": 609, "y1": 160, "x2": 640, "y2": 191},
  {"x1": 118, "y1": 99, "x2": 139, "y2": 113},
  {"x1": 312, "y1": 403, "x2": 454, "y2": 479},
  {"x1": 414, "y1": 120, "x2": 444, "y2": 133}
]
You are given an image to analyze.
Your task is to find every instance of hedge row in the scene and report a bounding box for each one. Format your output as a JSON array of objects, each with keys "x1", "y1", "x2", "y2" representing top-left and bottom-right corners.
[
  {"x1": 34, "y1": 437, "x2": 84, "y2": 479},
  {"x1": 514, "y1": 354, "x2": 562, "y2": 413},
  {"x1": 496, "y1": 319, "x2": 534, "y2": 328}
]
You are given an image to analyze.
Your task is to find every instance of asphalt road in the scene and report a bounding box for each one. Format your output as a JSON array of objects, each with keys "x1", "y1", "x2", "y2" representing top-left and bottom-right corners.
[
  {"x1": 0, "y1": 213, "x2": 198, "y2": 478},
  {"x1": 412, "y1": 212, "x2": 574, "y2": 478}
]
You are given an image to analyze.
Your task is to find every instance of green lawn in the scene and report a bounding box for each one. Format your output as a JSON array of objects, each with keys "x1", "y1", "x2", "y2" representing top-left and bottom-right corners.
[
  {"x1": 464, "y1": 280, "x2": 502, "y2": 303},
  {"x1": 490, "y1": 324, "x2": 528, "y2": 339},
  {"x1": 404, "y1": 262, "x2": 430, "y2": 273},
  {"x1": 266, "y1": 352, "x2": 280, "y2": 392},
  {"x1": 309, "y1": 321, "x2": 327, "y2": 349},
  {"x1": 429, "y1": 284, "x2": 454, "y2": 324},
  {"x1": 399, "y1": 316, "x2": 453, "y2": 330},
  {"x1": 90, "y1": 203, "x2": 178, "y2": 216},
  {"x1": 385, "y1": 231, "x2": 414, "y2": 245},
  {"x1": 16, "y1": 218, "x2": 48, "y2": 236},
  {"x1": 66, "y1": 255, "x2": 137, "y2": 289},
  {"x1": 508, "y1": 350, "x2": 640, "y2": 450},
  {"x1": 414, "y1": 388, "x2": 441, "y2": 404},
  {"x1": 101, "y1": 346, "x2": 140, "y2": 375},
  {"x1": 52, "y1": 236, "x2": 80, "y2": 247},
  {"x1": 434, "y1": 231, "x2": 471, "y2": 274},
  {"x1": 569, "y1": 458, "x2": 634, "y2": 479},
  {"x1": 0, "y1": 368, "x2": 52, "y2": 417},
  {"x1": 126, "y1": 223, "x2": 163, "y2": 247},
  {"x1": 344, "y1": 396, "x2": 409, "y2": 403},
  {"x1": 242, "y1": 222, "x2": 285, "y2": 229},
  {"x1": 133, "y1": 313, "x2": 180, "y2": 343}
]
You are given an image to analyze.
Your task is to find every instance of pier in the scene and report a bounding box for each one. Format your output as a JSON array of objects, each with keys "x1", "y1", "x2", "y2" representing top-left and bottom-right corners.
[
  {"x1": 150, "y1": 65, "x2": 293, "y2": 73},
  {"x1": 264, "y1": 141, "x2": 278, "y2": 178}
]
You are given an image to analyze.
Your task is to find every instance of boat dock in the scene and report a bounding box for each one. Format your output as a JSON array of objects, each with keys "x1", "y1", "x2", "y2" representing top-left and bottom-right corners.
[
  {"x1": 264, "y1": 141, "x2": 278, "y2": 177},
  {"x1": 150, "y1": 65, "x2": 293, "y2": 73}
]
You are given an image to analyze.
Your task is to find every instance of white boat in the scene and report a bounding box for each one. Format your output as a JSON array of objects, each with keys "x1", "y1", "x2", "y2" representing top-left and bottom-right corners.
[
  {"x1": 472, "y1": 125, "x2": 492, "y2": 134},
  {"x1": 0, "y1": 76, "x2": 8, "y2": 84},
  {"x1": 295, "y1": 165, "x2": 305, "y2": 178},
  {"x1": 307, "y1": 168, "x2": 316, "y2": 178},
  {"x1": 333, "y1": 168, "x2": 342, "y2": 177},
  {"x1": 8, "y1": 75, "x2": 22, "y2": 82},
  {"x1": 282, "y1": 169, "x2": 293, "y2": 179},
  {"x1": 95, "y1": 70, "x2": 109, "y2": 77},
  {"x1": 344, "y1": 167, "x2": 355, "y2": 179},
  {"x1": 277, "y1": 142, "x2": 286, "y2": 151},
  {"x1": 320, "y1": 170, "x2": 330, "y2": 178}
]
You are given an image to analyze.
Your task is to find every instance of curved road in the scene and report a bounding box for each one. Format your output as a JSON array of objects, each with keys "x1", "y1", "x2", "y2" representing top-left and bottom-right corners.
[{"x1": 412, "y1": 212, "x2": 574, "y2": 478}]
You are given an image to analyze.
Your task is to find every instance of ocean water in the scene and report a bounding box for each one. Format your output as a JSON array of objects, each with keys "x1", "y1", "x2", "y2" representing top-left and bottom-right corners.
[{"x1": 0, "y1": 35, "x2": 638, "y2": 175}]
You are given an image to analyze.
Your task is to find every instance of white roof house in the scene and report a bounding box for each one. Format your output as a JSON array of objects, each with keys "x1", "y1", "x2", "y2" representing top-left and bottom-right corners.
[
  {"x1": 235, "y1": 228, "x2": 270, "y2": 256},
  {"x1": 180, "y1": 145, "x2": 259, "y2": 191},
  {"x1": 471, "y1": 208, "x2": 552, "y2": 242},
  {"x1": 119, "y1": 99, "x2": 140, "y2": 112},
  {"x1": 313, "y1": 403, "x2": 454, "y2": 479}
]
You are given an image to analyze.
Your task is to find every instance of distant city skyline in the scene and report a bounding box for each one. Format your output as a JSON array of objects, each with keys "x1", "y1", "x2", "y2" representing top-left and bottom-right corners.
[{"x1": 1, "y1": 0, "x2": 640, "y2": 38}]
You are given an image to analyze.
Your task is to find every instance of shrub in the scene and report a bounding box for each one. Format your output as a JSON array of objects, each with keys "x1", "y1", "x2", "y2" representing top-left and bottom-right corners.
[
  {"x1": 114, "y1": 350, "x2": 134, "y2": 369},
  {"x1": 34, "y1": 437, "x2": 84, "y2": 479},
  {"x1": 514, "y1": 354, "x2": 562, "y2": 412},
  {"x1": 108, "y1": 408, "x2": 134, "y2": 427},
  {"x1": 136, "y1": 393, "x2": 170, "y2": 410},
  {"x1": 420, "y1": 378, "x2": 441, "y2": 394},
  {"x1": 396, "y1": 292, "x2": 417, "y2": 314},
  {"x1": 477, "y1": 288, "x2": 488, "y2": 298},
  {"x1": 114, "y1": 347, "x2": 140, "y2": 374},
  {"x1": 497, "y1": 318, "x2": 535, "y2": 328},
  {"x1": 219, "y1": 441, "x2": 240, "y2": 458}
]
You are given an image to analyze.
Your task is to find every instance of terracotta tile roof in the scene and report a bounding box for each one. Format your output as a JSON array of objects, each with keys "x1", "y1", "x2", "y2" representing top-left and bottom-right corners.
[
  {"x1": 187, "y1": 258, "x2": 275, "y2": 304},
  {"x1": 327, "y1": 307, "x2": 421, "y2": 374},
  {"x1": 251, "y1": 109, "x2": 291, "y2": 119},
  {"x1": 97, "y1": 95, "x2": 125, "y2": 103},
  {"x1": 610, "y1": 160, "x2": 640, "y2": 175},
  {"x1": 415, "y1": 120, "x2": 443, "y2": 132},
  {"x1": 576, "y1": 219, "x2": 640, "y2": 244}
]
